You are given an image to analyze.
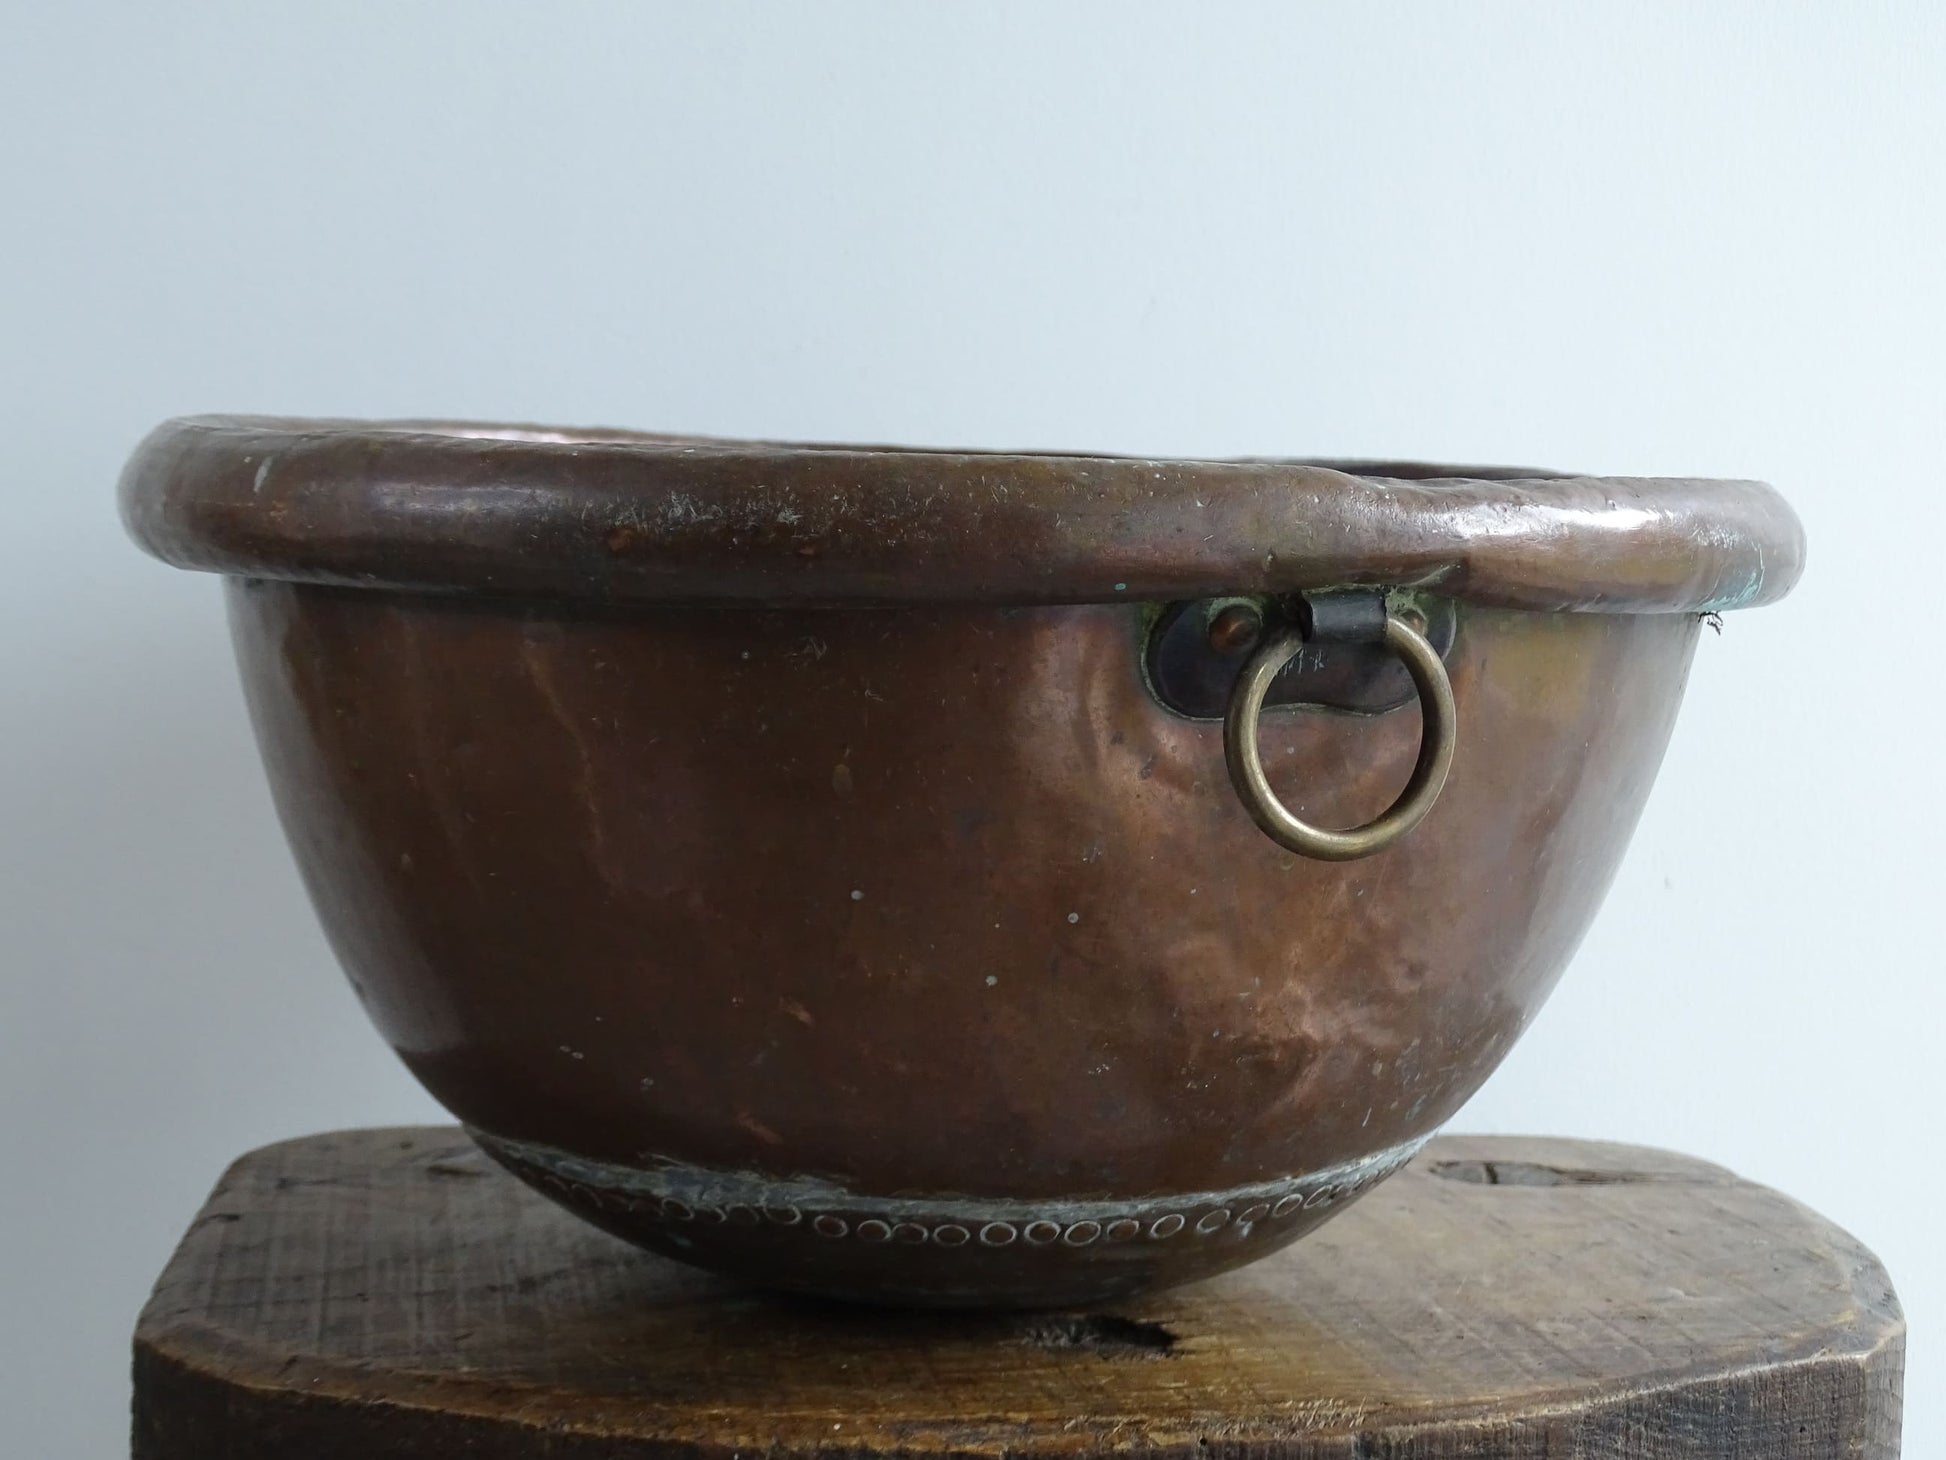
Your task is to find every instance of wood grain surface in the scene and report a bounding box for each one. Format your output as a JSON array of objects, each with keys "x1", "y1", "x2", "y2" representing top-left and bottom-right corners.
[{"x1": 133, "y1": 1128, "x2": 1903, "y2": 1458}]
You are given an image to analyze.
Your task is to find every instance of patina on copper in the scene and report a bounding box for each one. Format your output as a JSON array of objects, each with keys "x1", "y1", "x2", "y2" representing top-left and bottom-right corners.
[
  {"x1": 121, "y1": 416, "x2": 1803, "y2": 1306},
  {"x1": 123, "y1": 418, "x2": 1799, "y2": 611}
]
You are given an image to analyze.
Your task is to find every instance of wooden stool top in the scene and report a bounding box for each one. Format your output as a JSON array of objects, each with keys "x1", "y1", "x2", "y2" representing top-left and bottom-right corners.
[{"x1": 133, "y1": 1128, "x2": 1902, "y2": 1459}]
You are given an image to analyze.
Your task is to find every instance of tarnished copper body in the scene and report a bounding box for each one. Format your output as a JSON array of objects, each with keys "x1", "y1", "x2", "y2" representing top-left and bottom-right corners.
[{"x1": 123, "y1": 417, "x2": 1803, "y2": 1305}]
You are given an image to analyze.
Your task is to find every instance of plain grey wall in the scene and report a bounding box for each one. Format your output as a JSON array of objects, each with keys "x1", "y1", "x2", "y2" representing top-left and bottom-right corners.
[{"x1": 3, "y1": 4, "x2": 1939, "y2": 1454}]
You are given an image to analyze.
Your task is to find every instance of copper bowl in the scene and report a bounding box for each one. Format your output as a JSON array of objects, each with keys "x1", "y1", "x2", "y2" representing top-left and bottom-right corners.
[{"x1": 122, "y1": 417, "x2": 1802, "y2": 1306}]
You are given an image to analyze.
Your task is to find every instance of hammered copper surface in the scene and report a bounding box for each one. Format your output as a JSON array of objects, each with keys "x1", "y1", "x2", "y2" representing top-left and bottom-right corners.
[{"x1": 226, "y1": 581, "x2": 1698, "y2": 1301}]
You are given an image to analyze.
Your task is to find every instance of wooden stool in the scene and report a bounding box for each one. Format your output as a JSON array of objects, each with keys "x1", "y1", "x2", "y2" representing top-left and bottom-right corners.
[{"x1": 133, "y1": 1128, "x2": 1903, "y2": 1458}]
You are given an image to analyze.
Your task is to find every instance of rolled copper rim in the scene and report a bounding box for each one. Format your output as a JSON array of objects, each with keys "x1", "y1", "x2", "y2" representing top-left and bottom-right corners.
[{"x1": 120, "y1": 415, "x2": 1804, "y2": 612}]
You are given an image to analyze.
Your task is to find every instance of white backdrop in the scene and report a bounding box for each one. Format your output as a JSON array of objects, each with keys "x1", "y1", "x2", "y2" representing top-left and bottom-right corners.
[{"x1": 3, "y1": 5, "x2": 1939, "y2": 1455}]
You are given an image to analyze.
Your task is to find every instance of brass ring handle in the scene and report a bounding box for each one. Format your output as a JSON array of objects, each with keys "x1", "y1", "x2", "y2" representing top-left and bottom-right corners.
[{"x1": 1222, "y1": 613, "x2": 1456, "y2": 861}]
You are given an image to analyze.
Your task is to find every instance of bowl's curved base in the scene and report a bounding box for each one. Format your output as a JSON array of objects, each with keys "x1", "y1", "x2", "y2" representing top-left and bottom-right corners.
[{"x1": 468, "y1": 1127, "x2": 1431, "y2": 1308}]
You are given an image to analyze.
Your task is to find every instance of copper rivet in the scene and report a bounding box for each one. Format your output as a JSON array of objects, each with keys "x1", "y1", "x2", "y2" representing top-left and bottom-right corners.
[{"x1": 1206, "y1": 603, "x2": 1265, "y2": 657}]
